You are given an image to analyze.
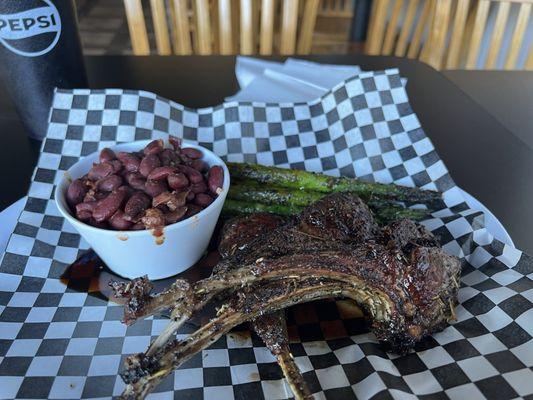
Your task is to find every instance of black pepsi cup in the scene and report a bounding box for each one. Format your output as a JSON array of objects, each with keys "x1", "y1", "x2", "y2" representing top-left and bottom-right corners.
[{"x1": 0, "y1": 0, "x2": 87, "y2": 140}]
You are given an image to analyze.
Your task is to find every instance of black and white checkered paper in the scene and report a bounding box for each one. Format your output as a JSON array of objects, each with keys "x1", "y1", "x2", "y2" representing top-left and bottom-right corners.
[{"x1": 1, "y1": 69, "x2": 531, "y2": 399}]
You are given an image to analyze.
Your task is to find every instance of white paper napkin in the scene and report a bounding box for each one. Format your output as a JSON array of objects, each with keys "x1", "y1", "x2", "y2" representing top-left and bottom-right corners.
[
  {"x1": 231, "y1": 56, "x2": 409, "y2": 104},
  {"x1": 229, "y1": 56, "x2": 363, "y2": 102}
]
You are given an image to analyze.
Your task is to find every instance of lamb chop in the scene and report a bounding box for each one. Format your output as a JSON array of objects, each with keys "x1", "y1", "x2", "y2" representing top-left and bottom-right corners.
[
  {"x1": 119, "y1": 246, "x2": 460, "y2": 399},
  {"x1": 219, "y1": 213, "x2": 312, "y2": 399},
  {"x1": 113, "y1": 193, "x2": 461, "y2": 399},
  {"x1": 113, "y1": 194, "x2": 378, "y2": 346},
  {"x1": 113, "y1": 194, "x2": 379, "y2": 363}
]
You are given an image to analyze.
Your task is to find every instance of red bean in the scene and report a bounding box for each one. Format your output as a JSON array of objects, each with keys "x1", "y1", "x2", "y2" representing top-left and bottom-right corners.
[
  {"x1": 88, "y1": 162, "x2": 114, "y2": 180},
  {"x1": 131, "y1": 223, "x2": 145, "y2": 230},
  {"x1": 164, "y1": 206, "x2": 188, "y2": 224},
  {"x1": 169, "y1": 136, "x2": 182, "y2": 151},
  {"x1": 76, "y1": 210, "x2": 92, "y2": 221},
  {"x1": 95, "y1": 191, "x2": 110, "y2": 200},
  {"x1": 190, "y1": 181, "x2": 207, "y2": 194},
  {"x1": 99, "y1": 148, "x2": 116, "y2": 163},
  {"x1": 110, "y1": 159, "x2": 123, "y2": 173},
  {"x1": 118, "y1": 185, "x2": 133, "y2": 197},
  {"x1": 67, "y1": 179, "x2": 87, "y2": 207},
  {"x1": 143, "y1": 139, "x2": 164, "y2": 155},
  {"x1": 93, "y1": 187, "x2": 128, "y2": 222},
  {"x1": 124, "y1": 191, "x2": 151, "y2": 221},
  {"x1": 194, "y1": 193, "x2": 214, "y2": 207},
  {"x1": 97, "y1": 174, "x2": 123, "y2": 192},
  {"x1": 181, "y1": 147, "x2": 203, "y2": 159},
  {"x1": 159, "y1": 148, "x2": 179, "y2": 166},
  {"x1": 109, "y1": 210, "x2": 133, "y2": 230},
  {"x1": 144, "y1": 180, "x2": 168, "y2": 197},
  {"x1": 177, "y1": 165, "x2": 203, "y2": 184},
  {"x1": 117, "y1": 152, "x2": 141, "y2": 172},
  {"x1": 186, "y1": 191, "x2": 195, "y2": 202},
  {"x1": 189, "y1": 159, "x2": 208, "y2": 172},
  {"x1": 167, "y1": 173, "x2": 189, "y2": 190},
  {"x1": 147, "y1": 166, "x2": 177, "y2": 181},
  {"x1": 125, "y1": 172, "x2": 146, "y2": 191},
  {"x1": 75, "y1": 201, "x2": 95, "y2": 213},
  {"x1": 139, "y1": 154, "x2": 161, "y2": 177},
  {"x1": 208, "y1": 165, "x2": 224, "y2": 195}
]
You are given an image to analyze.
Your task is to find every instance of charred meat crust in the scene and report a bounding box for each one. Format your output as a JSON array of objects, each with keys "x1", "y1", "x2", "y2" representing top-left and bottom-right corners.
[
  {"x1": 219, "y1": 213, "x2": 312, "y2": 399},
  {"x1": 117, "y1": 245, "x2": 460, "y2": 395},
  {"x1": 218, "y1": 213, "x2": 287, "y2": 259},
  {"x1": 111, "y1": 193, "x2": 461, "y2": 400},
  {"x1": 111, "y1": 278, "x2": 191, "y2": 325},
  {"x1": 203, "y1": 244, "x2": 460, "y2": 348},
  {"x1": 119, "y1": 265, "x2": 458, "y2": 396},
  {"x1": 215, "y1": 194, "x2": 379, "y2": 274}
]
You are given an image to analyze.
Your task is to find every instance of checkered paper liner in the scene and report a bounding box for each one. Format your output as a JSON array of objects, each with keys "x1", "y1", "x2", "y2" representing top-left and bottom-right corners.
[{"x1": 1, "y1": 69, "x2": 531, "y2": 399}]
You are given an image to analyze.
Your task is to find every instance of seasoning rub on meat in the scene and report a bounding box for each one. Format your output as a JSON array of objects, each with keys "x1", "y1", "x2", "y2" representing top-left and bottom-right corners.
[{"x1": 111, "y1": 193, "x2": 461, "y2": 400}]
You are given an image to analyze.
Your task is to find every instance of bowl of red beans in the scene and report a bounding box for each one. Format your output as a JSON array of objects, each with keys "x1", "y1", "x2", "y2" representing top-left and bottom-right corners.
[{"x1": 55, "y1": 136, "x2": 229, "y2": 279}]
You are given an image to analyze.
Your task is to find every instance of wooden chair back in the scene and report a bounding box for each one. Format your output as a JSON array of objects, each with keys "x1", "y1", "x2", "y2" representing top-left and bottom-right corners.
[
  {"x1": 366, "y1": 0, "x2": 433, "y2": 58},
  {"x1": 365, "y1": 0, "x2": 533, "y2": 70},
  {"x1": 311, "y1": 0, "x2": 355, "y2": 53},
  {"x1": 318, "y1": 0, "x2": 355, "y2": 18},
  {"x1": 123, "y1": 0, "x2": 320, "y2": 56}
]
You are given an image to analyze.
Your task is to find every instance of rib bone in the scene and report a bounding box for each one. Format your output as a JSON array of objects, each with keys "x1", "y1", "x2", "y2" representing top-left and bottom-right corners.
[
  {"x1": 252, "y1": 312, "x2": 313, "y2": 400},
  {"x1": 120, "y1": 280, "x2": 359, "y2": 399}
]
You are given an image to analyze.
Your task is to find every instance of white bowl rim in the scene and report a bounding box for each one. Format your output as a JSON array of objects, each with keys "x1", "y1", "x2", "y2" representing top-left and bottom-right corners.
[{"x1": 54, "y1": 139, "x2": 230, "y2": 237}]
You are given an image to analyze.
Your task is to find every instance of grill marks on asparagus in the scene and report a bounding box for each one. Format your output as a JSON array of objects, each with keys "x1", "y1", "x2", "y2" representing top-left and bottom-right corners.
[
  {"x1": 223, "y1": 162, "x2": 441, "y2": 224},
  {"x1": 227, "y1": 162, "x2": 441, "y2": 203},
  {"x1": 113, "y1": 193, "x2": 461, "y2": 400},
  {"x1": 225, "y1": 183, "x2": 430, "y2": 224}
]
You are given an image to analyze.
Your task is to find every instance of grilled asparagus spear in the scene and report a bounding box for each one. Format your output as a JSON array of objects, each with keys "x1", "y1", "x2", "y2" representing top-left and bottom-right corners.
[
  {"x1": 228, "y1": 162, "x2": 441, "y2": 204},
  {"x1": 223, "y1": 199, "x2": 303, "y2": 216},
  {"x1": 229, "y1": 181, "x2": 324, "y2": 206},
  {"x1": 222, "y1": 197, "x2": 428, "y2": 224}
]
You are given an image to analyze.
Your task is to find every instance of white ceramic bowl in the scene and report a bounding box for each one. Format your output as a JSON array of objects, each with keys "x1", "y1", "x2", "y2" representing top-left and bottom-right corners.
[{"x1": 55, "y1": 140, "x2": 230, "y2": 280}]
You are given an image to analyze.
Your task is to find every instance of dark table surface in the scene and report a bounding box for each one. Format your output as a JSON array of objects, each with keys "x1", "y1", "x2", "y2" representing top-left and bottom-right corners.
[
  {"x1": 443, "y1": 70, "x2": 533, "y2": 150},
  {"x1": 1, "y1": 55, "x2": 532, "y2": 253}
]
